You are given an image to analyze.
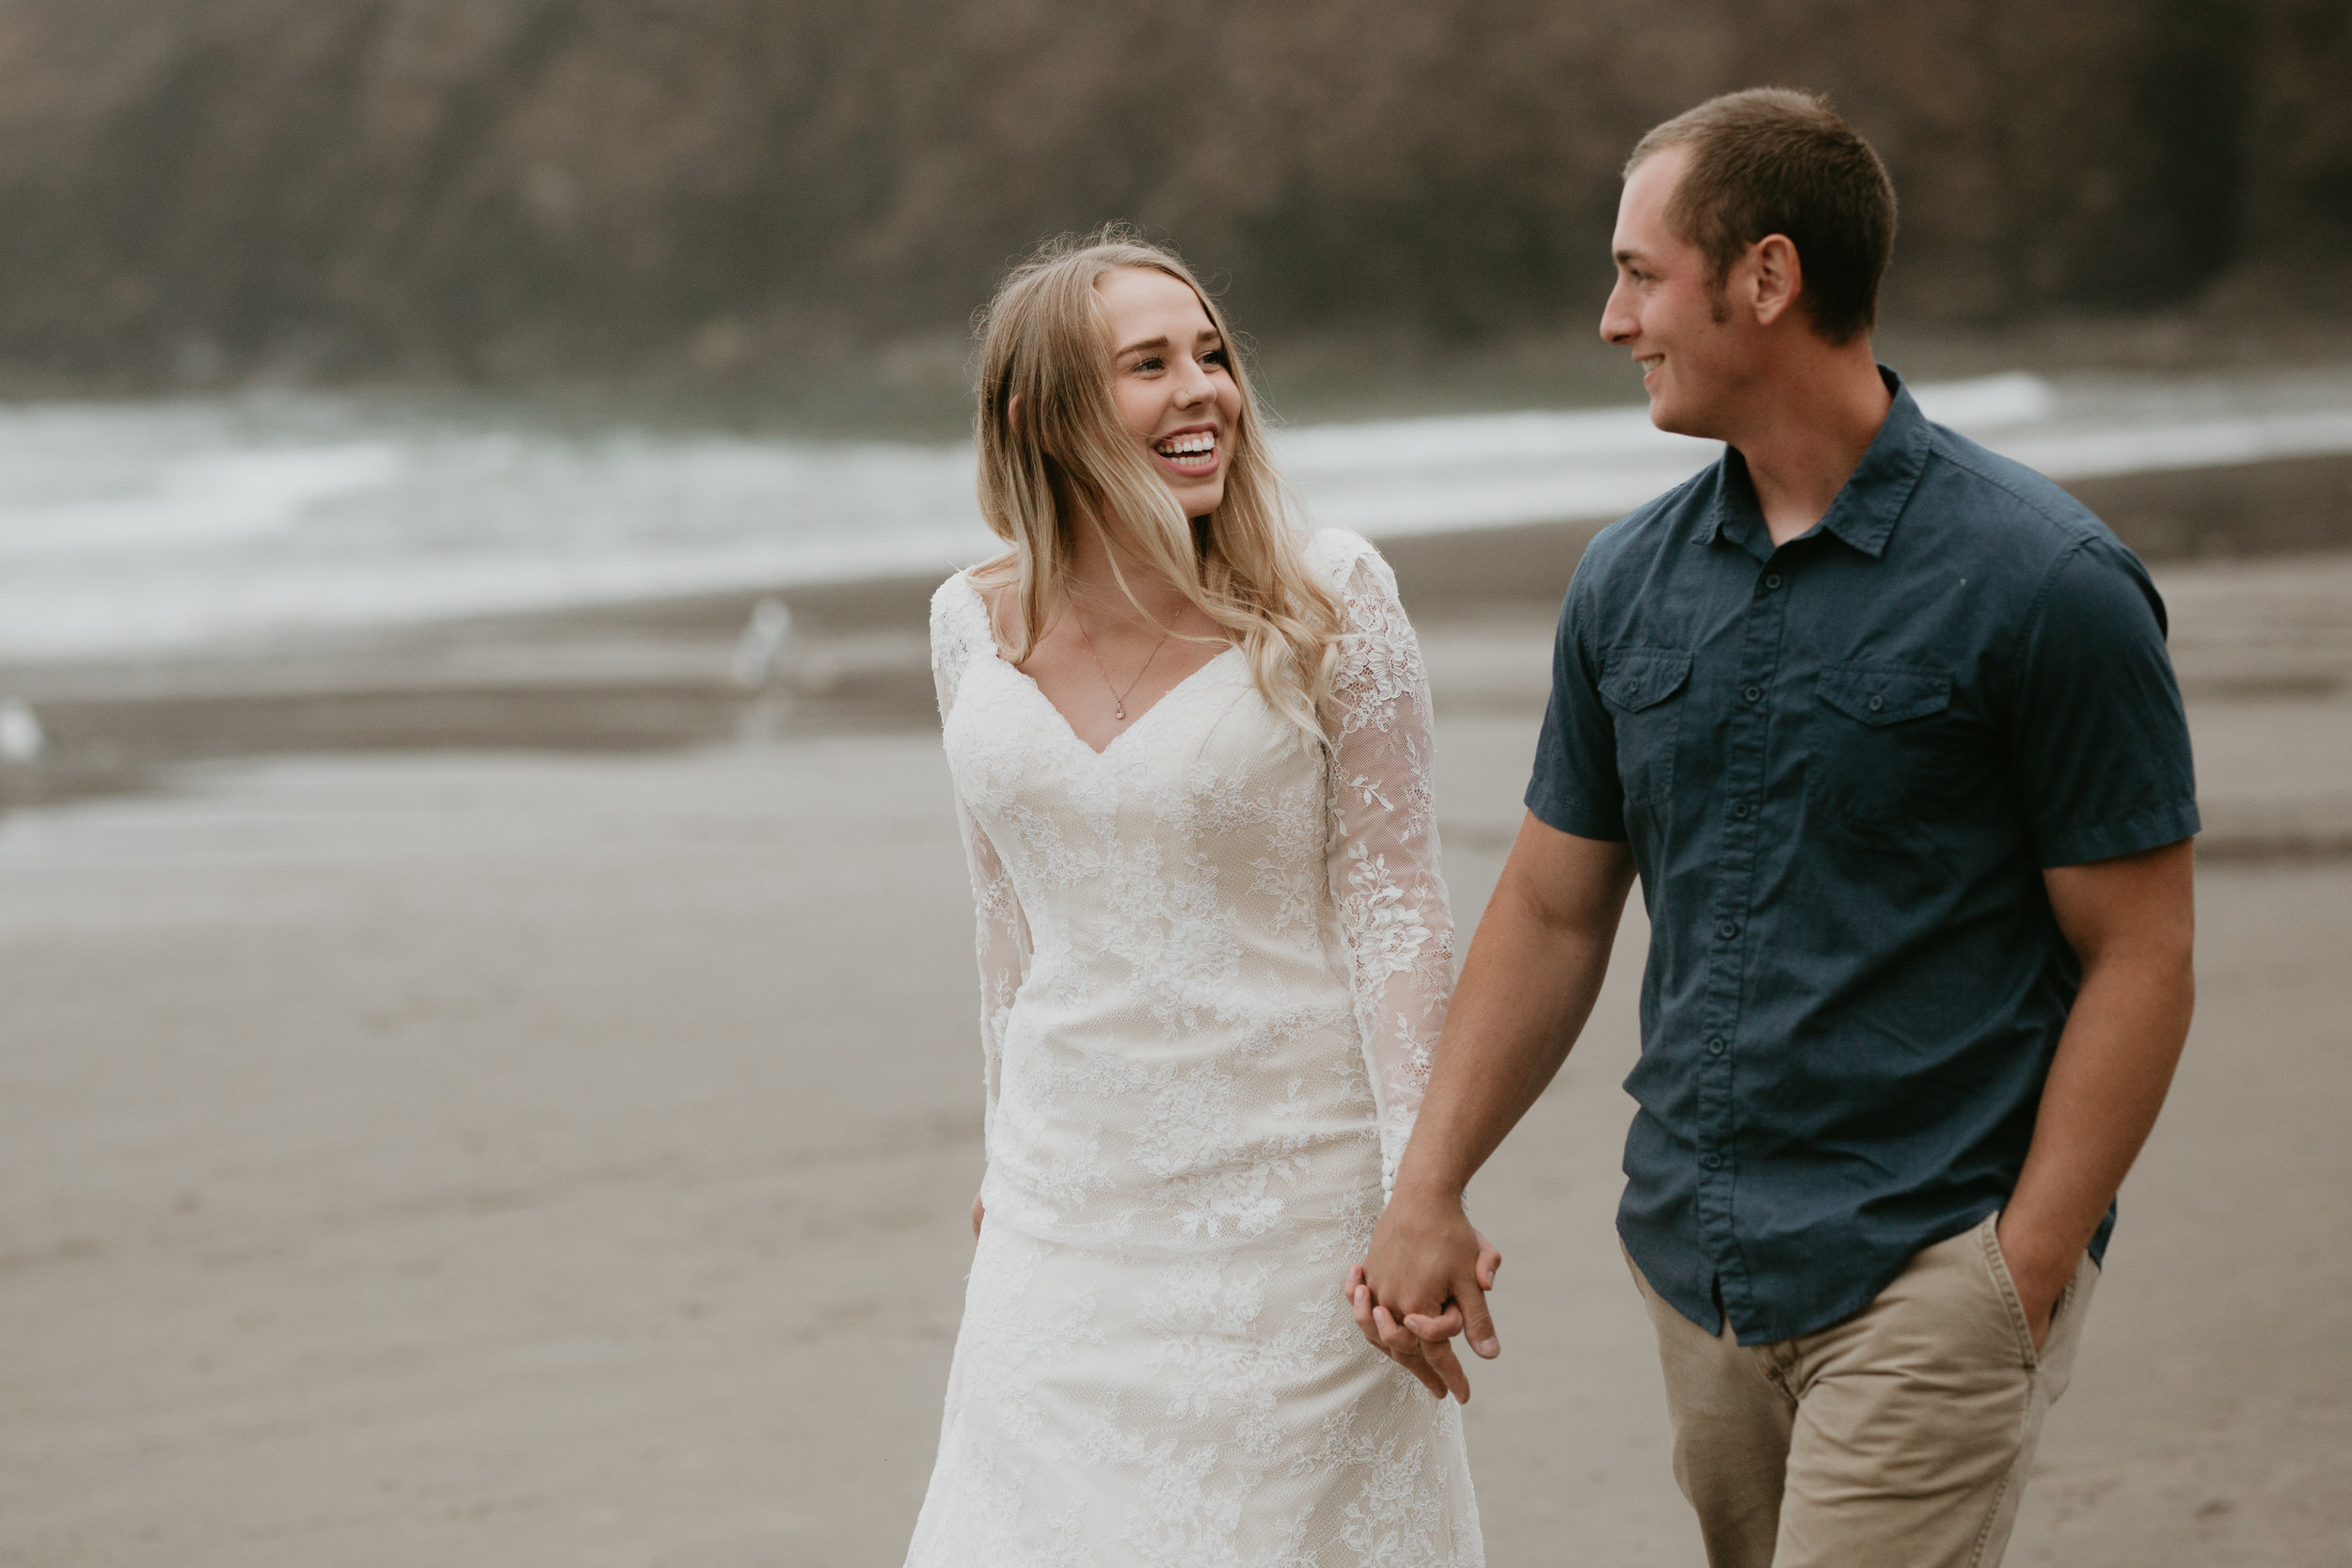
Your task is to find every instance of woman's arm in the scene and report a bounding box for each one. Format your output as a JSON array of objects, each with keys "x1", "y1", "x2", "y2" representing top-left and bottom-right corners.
[
  {"x1": 932, "y1": 589, "x2": 1032, "y2": 1232},
  {"x1": 1321, "y1": 546, "x2": 1455, "y2": 1197},
  {"x1": 954, "y1": 788, "x2": 1027, "y2": 1160}
]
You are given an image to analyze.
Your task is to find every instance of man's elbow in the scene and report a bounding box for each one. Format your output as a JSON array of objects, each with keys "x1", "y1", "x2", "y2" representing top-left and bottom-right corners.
[
  {"x1": 2047, "y1": 838, "x2": 2196, "y2": 975},
  {"x1": 2083, "y1": 913, "x2": 2197, "y2": 1032},
  {"x1": 1494, "y1": 822, "x2": 1633, "y2": 943}
]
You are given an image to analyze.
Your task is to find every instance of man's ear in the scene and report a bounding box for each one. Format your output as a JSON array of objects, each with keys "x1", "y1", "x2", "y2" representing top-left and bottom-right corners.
[{"x1": 1748, "y1": 234, "x2": 1803, "y2": 327}]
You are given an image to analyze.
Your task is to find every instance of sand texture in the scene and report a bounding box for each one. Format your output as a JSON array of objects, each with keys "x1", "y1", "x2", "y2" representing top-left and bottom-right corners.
[{"x1": 3, "y1": 550, "x2": 2349, "y2": 1565}]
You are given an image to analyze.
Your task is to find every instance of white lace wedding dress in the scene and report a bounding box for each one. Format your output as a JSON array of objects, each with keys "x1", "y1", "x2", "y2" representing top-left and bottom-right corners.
[{"x1": 906, "y1": 529, "x2": 1482, "y2": 1567}]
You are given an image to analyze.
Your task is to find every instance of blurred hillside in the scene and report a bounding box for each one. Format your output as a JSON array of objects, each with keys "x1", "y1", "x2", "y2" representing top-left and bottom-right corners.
[{"x1": 0, "y1": 0, "x2": 2345, "y2": 388}]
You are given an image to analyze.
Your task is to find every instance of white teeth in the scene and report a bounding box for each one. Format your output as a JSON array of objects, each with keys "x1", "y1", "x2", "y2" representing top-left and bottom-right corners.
[{"x1": 1154, "y1": 432, "x2": 1216, "y2": 458}]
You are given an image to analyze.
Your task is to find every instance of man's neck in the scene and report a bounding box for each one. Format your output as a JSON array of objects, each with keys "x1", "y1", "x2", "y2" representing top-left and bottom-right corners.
[{"x1": 1724, "y1": 344, "x2": 1893, "y2": 547}]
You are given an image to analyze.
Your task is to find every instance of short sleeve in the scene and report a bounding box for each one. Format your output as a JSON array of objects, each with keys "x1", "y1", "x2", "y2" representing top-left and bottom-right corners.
[
  {"x1": 1524, "y1": 559, "x2": 1628, "y2": 842},
  {"x1": 2009, "y1": 537, "x2": 2201, "y2": 866}
]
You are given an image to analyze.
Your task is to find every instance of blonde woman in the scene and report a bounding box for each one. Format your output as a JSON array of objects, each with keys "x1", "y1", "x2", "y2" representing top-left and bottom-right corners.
[{"x1": 908, "y1": 230, "x2": 1483, "y2": 1566}]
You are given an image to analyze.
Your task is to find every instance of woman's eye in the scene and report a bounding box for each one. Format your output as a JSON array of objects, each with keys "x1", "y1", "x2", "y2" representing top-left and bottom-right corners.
[
  {"x1": 1133, "y1": 356, "x2": 1163, "y2": 372},
  {"x1": 1202, "y1": 349, "x2": 1230, "y2": 368}
]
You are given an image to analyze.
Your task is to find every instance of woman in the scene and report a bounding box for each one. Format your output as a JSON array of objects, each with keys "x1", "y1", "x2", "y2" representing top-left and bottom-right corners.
[{"x1": 910, "y1": 229, "x2": 1483, "y2": 1566}]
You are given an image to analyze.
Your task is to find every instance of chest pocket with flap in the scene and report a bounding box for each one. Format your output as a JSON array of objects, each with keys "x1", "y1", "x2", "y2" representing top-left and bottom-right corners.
[
  {"x1": 1809, "y1": 663, "x2": 1962, "y2": 831},
  {"x1": 1598, "y1": 647, "x2": 1692, "y2": 807}
]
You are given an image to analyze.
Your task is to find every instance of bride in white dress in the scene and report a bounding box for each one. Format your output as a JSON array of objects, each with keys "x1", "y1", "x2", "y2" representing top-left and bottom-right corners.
[{"x1": 907, "y1": 230, "x2": 1484, "y2": 1567}]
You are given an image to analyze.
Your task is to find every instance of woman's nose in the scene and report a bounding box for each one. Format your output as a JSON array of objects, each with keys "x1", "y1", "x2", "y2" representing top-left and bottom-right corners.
[{"x1": 1171, "y1": 359, "x2": 1212, "y2": 405}]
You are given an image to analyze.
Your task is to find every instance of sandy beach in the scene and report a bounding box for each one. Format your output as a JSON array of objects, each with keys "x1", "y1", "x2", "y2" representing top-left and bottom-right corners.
[{"x1": 4, "y1": 497, "x2": 2350, "y2": 1563}]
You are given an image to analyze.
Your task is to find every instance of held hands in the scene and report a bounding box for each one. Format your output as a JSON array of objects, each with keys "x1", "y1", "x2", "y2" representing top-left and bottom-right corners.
[{"x1": 1345, "y1": 1185, "x2": 1502, "y2": 1402}]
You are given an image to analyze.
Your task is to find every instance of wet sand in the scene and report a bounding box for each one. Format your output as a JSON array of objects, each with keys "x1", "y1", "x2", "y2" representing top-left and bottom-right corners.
[{"x1": 2, "y1": 517, "x2": 2349, "y2": 1562}]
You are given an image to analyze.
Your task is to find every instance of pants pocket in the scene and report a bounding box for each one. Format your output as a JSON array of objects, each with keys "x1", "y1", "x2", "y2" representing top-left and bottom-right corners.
[{"x1": 1979, "y1": 1212, "x2": 2041, "y2": 1370}]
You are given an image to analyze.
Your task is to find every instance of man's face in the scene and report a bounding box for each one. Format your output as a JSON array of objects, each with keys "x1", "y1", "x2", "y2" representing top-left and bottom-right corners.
[{"x1": 1599, "y1": 147, "x2": 1753, "y2": 439}]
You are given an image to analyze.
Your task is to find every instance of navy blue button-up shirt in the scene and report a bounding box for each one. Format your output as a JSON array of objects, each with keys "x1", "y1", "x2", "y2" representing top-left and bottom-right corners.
[{"x1": 1526, "y1": 370, "x2": 2200, "y2": 1344}]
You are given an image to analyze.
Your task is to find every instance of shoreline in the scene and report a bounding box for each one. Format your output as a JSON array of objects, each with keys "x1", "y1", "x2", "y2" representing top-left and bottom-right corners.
[{"x1": 0, "y1": 445, "x2": 2349, "y2": 846}]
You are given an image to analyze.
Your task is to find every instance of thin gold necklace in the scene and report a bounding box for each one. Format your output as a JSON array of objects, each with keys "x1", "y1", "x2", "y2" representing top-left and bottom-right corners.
[{"x1": 1072, "y1": 607, "x2": 1174, "y2": 722}]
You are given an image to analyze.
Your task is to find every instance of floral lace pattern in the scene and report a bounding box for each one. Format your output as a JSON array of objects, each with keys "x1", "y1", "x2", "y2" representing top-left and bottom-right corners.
[{"x1": 907, "y1": 529, "x2": 1478, "y2": 1567}]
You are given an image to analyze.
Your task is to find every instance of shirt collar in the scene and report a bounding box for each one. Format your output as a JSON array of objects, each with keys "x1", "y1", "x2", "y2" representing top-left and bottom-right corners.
[{"x1": 1692, "y1": 366, "x2": 1930, "y2": 562}]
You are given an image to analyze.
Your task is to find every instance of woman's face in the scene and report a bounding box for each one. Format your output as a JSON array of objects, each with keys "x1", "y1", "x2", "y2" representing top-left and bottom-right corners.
[{"x1": 1096, "y1": 266, "x2": 1242, "y2": 519}]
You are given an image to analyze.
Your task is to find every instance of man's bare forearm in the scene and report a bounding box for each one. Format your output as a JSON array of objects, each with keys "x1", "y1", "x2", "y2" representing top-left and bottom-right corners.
[
  {"x1": 2000, "y1": 840, "x2": 2196, "y2": 1324},
  {"x1": 1394, "y1": 819, "x2": 1636, "y2": 1202},
  {"x1": 1352, "y1": 820, "x2": 1634, "y2": 1386},
  {"x1": 2004, "y1": 950, "x2": 2192, "y2": 1256}
]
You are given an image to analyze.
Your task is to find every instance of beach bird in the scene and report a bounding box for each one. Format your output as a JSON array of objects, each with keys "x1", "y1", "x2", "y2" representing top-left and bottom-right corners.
[
  {"x1": 731, "y1": 597, "x2": 794, "y2": 690},
  {"x1": 0, "y1": 699, "x2": 44, "y2": 764}
]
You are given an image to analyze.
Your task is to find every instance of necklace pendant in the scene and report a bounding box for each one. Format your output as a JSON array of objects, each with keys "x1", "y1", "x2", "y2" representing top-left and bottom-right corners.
[{"x1": 1114, "y1": 703, "x2": 1126, "y2": 721}]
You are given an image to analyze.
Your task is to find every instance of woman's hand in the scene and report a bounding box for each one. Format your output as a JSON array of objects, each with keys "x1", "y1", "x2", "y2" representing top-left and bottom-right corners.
[
  {"x1": 1346, "y1": 1187, "x2": 1503, "y2": 1402},
  {"x1": 971, "y1": 1190, "x2": 986, "y2": 1238}
]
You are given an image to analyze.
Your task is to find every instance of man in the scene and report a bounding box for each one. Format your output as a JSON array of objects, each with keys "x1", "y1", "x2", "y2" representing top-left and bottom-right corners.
[{"x1": 1350, "y1": 88, "x2": 2199, "y2": 1567}]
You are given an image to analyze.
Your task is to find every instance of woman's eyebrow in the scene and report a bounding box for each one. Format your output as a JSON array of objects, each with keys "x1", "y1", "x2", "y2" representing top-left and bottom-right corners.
[{"x1": 1115, "y1": 328, "x2": 1221, "y2": 357}]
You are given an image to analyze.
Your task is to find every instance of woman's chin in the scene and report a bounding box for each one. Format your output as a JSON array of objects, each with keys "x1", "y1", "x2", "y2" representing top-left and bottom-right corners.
[{"x1": 1165, "y1": 476, "x2": 1225, "y2": 515}]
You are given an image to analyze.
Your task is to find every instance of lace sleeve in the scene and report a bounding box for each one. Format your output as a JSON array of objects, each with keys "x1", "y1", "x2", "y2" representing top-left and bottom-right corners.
[
  {"x1": 1322, "y1": 544, "x2": 1455, "y2": 1195},
  {"x1": 952, "y1": 790, "x2": 1027, "y2": 1144},
  {"x1": 932, "y1": 582, "x2": 1031, "y2": 1146}
]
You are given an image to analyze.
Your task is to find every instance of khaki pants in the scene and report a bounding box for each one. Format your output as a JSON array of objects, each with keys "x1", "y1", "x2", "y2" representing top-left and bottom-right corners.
[{"x1": 1629, "y1": 1214, "x2": 2099, "y2": 1568}]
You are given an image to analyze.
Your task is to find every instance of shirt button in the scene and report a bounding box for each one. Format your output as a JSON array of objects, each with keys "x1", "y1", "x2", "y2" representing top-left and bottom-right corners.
[
  {"x1": 1731, "y1": 801, "x2": 1750, "y2": 819},
  {"x1": 1717, "y1": 920, "x2": 1740, "y2": 940},
  {"x1": 1708, "y1": 1037, "x2": 1727, "y2": 1055},
  {"x1": 1742, "y1": 685, "x2": 1763, "y2": 703},
  {"x1": 1702, "y1": 1152, "x2": 1724, "y2": 1171},
  {"x1": 1764, "y1": 573, "x2": 1783, "y2": 590},
  {"x1": 1868, "y1": 693, "x2": 1884, "y2": 712}
]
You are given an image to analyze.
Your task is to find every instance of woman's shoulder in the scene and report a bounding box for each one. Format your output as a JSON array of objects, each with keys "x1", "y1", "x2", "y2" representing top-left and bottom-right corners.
[
  {"x1": 930, "y1": 565, "x2": 978, "y2": 612},
  {"x1": 1308, "y1": 526, "x2": 1392, "y2": 610},
  {"x1": 929, "y1": 567, "x2": 995, "y2": 660},
  {"x1": 1305, "y1": 525, "x2": 1383, "y2": 583}
]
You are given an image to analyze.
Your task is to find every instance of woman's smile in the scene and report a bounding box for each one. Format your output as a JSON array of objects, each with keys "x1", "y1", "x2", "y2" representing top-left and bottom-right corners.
[{"x1": 1152, "y1": 423, "x2": 1220, "y2": 477}]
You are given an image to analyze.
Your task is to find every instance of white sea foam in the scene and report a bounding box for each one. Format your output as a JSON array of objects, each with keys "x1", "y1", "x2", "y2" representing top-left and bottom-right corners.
[
  {"x1": 1278, "y1": 372, "x2": 2059, "y2": 539},
  {"x1": 0, "y1": 370, "x2": 2344, "y2": 662},
  {"x1": 0, "y1": 405, "x2": 989, "y2": 659}
]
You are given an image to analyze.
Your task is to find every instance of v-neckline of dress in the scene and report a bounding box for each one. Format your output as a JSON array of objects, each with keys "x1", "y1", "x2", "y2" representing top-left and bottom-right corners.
[{"x1": 957, "y1": 573, "x2": 1241, "y2": 759}]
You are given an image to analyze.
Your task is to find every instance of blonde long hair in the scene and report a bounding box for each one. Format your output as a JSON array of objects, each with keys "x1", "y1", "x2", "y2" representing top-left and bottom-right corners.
[{"x1": 971, "y1": 227, "x2": 1343, "y2": 740}]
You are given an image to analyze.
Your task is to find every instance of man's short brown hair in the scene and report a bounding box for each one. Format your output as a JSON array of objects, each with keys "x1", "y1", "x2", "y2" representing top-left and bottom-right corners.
[{"x1": 1629, "y1": 88, "x2": 1897, "y2": 344}]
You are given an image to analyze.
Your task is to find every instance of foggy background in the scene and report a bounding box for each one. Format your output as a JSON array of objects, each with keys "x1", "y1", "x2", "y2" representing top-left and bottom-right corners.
[{"x1": 0, "y1": 0, "x2": 2345, "y2": 392}]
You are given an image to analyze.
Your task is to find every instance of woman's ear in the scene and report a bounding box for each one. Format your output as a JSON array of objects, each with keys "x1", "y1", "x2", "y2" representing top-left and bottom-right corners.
[{"x1": 1005, "y1": 393, "x2": 1023, "y2": 432}]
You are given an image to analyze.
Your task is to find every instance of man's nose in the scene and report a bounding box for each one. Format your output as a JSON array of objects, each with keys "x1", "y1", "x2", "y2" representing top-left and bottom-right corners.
[{"x1": 1599, "y1": 280, "x2": 1636, "y2": 345}]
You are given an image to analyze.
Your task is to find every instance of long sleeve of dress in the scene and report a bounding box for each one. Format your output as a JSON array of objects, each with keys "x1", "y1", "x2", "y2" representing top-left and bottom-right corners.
[
  {"x1": 1323, "y1": 545, "x2": 1456, "y2": 1195},
  {"x1": 931, "y1": 592, "x2": 1031, "y2": 1146}
]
